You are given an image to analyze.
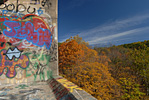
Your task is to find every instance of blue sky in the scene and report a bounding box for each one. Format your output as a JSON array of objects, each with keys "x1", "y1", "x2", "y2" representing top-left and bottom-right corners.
[{"x1": 58, "y1": 0, "x2": 149, "y2": 46}]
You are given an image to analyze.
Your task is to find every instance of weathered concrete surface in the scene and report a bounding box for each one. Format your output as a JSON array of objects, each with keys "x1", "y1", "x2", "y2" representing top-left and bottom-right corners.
[
  {"x1": 0, "y1": 76, "x2": 97, "y2": 100},
  {"x1": 0, "y1": 0, "x2": 58, "y2": 84},
  {"x1": 48, "y1": 76, "x2": 97, "y2": 100},
  {"x1": 0, "y1": 0, "x2": 97, "y2": 99},
  {"x1": 0, "y1": 81, "x2": 55, "y2": 100}
]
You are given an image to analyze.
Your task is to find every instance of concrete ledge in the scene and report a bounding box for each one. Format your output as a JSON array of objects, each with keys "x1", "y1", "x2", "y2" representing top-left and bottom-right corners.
[{"x1": 47, "y1": 76, "x2": 97, "y2": 100}]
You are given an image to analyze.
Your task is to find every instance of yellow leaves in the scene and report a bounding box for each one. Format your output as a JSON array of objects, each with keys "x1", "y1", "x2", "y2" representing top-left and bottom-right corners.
[
  {"x1": 63, "y1": 62, "x2": 120, "y2": 100},
  {"x1": 58, "y1": 40, "x2": 84, "y2": 70},
  {"x1": 58, "y1": 36, "x2": 123, "y2": 99},
  {"x1": 58, "y1": 38, "x2": 99, "y2": 73},
  {"x1": 119, "y1": 78, "x2": 145, "y2": 99}
]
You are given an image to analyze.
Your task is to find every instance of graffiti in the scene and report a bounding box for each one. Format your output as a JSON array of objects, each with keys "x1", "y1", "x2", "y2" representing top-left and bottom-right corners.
[
  {"x1": 37, "y1": 8, "x2": 43, "y2": 16},
  {"x1": 3, "y1": 21, "x2": 52, "y2": 49},
  {"x1": 41, "y1": 0, "x2": 47, "y2": 7},
  {"x1": 0, "y1": 3, "x2": 15, "y2": 11},
  {"x1": 0, "y1": 70, "x2": 28, "y2": 83},
  {"x1": 0, "y1": 14, "x2": 53, "y2": 49},
  {"x1": 0, "y1": 0, "x2": 36, "y2": 14},
  {"x1": 0, "y1": 0, "x2": 51, "y2": 14},
  {"x1": 19, "y1": 88, "x2": 43, "y2": 94},
  {"x1": 56, "y1": 78, "x2": 82, "y2": 93},
  {"x1": 0, "y1": 35, "x2": 8, "y2": 49},
  {"x1": 17, "y1": 0, "x2": 25, "y2": 13},
  {"x1": 0, "y1": 49, "x2": 29, "y2": 78},
  {"x1": 15, "y1": 84, "x2": 29, "y2": 89},
  {"x1": 1, "y1": 42, "x2": 12, "y2": 47},
  {"x1": 49, "y1": 78, "x2": 70, "y2": 100},
  {"x1": 0, "y1": 82, "x2": 54, "y2": 100},
  {"x1": 11, "y1": 39, "x2": 35, "y2": 49},
  {"x1": 0, "y1": 88, "x2": 45, "y2": 99},
  {"x1": 0, "y1": 9, "x2": 25, "y2": 17},
  {"x1": 4, "y1": 47, "x2": 22, "y2": 60},
  {"x1": 45, "y1": 0, "x2": 52, "y2": 9},
  {"x1": 27, "y1": 5, "x2": 36, "y2": 14},
  {"x1": 60, "y1": 94, "x2": 75, "y2": 100},
  {"x1": 41, "y1": 0, "x2": 52, "y2": 9},
  {"x1": 0, "y1": 0, "x2": 95, "y2": 99},
  {"x1": 0, "y1": 0, "x2": 58, "y2": 86},
  {"x1": 0, "y1": 0, "x2": 8, "y2": 5},
  {"x1": 24, "y1": 51, "x2": 52, "y2": 81},
  {"x1": 0, "y1": 82, "x2": 56, "y2": 100},
  {"x1": 7, "y1": 74, "x2": 28, "y2": 84},
  {"x1": 49, "y1": 78, "x2": 78, "y2": 100},
  {"x1": 0, "y1": 10, "x2": 53, "y2": 27},
  {"x1": 30, "y1": 0, "x2": 40, "y2": 5},
  {"x1": 50, "y1": 43, "x2": 57, "y2": 62},
  {"x1": 0, "y1": 33, "x2": 35, "y2": 49},
  {"x1": 0, "y1": 88, "x2": 12, "y2": 97}
]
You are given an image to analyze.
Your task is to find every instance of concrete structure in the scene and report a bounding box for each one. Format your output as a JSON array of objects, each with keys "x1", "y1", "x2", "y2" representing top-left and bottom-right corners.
[{"x1": 0, "y1": 0, "x2": 97, "y2": 99}]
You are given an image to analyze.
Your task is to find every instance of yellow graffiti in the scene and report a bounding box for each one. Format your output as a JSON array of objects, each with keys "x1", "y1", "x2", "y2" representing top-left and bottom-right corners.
[
  {"x1": 7, "y1": 72, "x2": 27, "y2": 84},
  {"x1": 7, "y1": 77, "x2": 27, "y2": 84},
  {"x1": 57, "y1": 78, "x2": 82, "y2": 93}
]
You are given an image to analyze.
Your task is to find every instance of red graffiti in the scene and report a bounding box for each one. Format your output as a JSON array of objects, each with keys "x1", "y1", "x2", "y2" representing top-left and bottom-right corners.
[{"x1": 0, "y1": 14, "x2": 53, "y2": 49}]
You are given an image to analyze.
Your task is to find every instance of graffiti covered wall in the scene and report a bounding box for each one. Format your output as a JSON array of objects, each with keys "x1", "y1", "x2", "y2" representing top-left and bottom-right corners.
[{"x1": 0, "y1": 0, "x2": 58, "y2": 84}]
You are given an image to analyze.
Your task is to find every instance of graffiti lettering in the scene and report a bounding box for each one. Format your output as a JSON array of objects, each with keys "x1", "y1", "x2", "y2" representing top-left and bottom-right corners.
[
  {"x1": 49, "y1": 78, "x2": 69, "y2": 100},
  {"x1": 41, "y1": 0, "x2": 47, "y2": 7},
  {"x1": 50, "y1": 42, "x2": 57, "y2": 61},
  {"x1": 27, "y1": 6, "x2": 35, "y2": 14},
  {"x1": 3, "y1": 21, "x2": 52, "y2": 49},
  {"x1": 24, "y1": 51, "x2": 52, "y2": 81},
  {"x1": 0, "y1": 1, "x2": 35, "y2": 13},
  {"x1": 0, "y1": 49, "x2": 29, "y2": 78},
  {"x1": 0, "y1": 3, "x2": 15, "y2": 11},
  {"x1": 56, "y1": 78, "x2": 82, "y2": 93},
  {"x1": 15, "y1": 84, "x2": 29, "y2": 89},
  {"x1": 30, "y1": 0, "x2": 40, "y2": 5},
  {"x1": 0, "y1": 0, "x2": 58, "y2": 90},
  {"x1": 0, "y1": 0, "x2": 8, "y2": 5}
]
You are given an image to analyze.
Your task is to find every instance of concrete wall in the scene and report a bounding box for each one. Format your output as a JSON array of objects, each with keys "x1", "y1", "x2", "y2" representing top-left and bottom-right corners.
[
  {"x1": 0, "y1": 1, "x2": 97, "y2": 100},
  {"x1": 0, "y1": 0, "x2": 58, "y2": 84}
]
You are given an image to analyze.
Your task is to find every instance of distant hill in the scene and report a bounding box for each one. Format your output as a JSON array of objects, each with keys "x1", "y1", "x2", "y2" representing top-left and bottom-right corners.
[{"x1": 118, "y1": 40, "x2": 149, "y2": 50}]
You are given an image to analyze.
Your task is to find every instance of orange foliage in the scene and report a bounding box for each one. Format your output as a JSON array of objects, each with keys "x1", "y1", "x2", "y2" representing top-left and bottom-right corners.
[
  {"x1": 64, "y1": 62, "x2": 120, "y2": 100},
  {"x1": 58, "y1": 40, "x2": 84, "y2": 73},
  {"x1": 58, "y1": 37, "x2": 120, "y2": 99}
]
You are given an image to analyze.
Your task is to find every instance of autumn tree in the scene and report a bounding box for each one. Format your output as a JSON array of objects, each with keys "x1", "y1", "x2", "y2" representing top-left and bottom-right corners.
[
  {"x1": 66, "y1": 62, "x2": 120, "y2": 100},
  {"x1": 94, "y1": 45, "x2": 147, "y2": 99},
  {"x1": 129, "y1": 48, "x2": 149, "y2": 96},
  {"x1": 120, "y1": 78, "x2": 145, "y2": 100},
  {"x1": 58, "y1": 40, "x2": 84, "y2": 74},
  {"x1": 58, "y1": 36, "x2": 120, "y2": 99},
  {"x1": 59, "y1": 35, "x2": 97, "y2": 74}
]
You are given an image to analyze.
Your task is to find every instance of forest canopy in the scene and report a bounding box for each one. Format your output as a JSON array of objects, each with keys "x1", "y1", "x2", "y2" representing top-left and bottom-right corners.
[{"x1": 58, "y1": 36, "x2": 149, "y2": 100}]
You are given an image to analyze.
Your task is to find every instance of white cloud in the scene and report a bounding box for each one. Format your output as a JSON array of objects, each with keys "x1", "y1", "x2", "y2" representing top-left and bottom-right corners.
[
  {"x1": 78, "y1": 14, "x2": 149, "y2": 45},
  {"x1": 59, "y1": 14, "x2": 149, "y2": 44},
  {"x1": 88, "y1": 26, "x2": 149, "y2": 45}
]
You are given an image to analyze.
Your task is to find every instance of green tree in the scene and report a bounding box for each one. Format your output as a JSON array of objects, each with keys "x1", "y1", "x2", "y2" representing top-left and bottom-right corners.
[
  {"x1": 129, "y1": 48, "x2": 149, "y2": 95},
  {"x1": 120, "y1": 78, "x2": 145, "y2": 100}
]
